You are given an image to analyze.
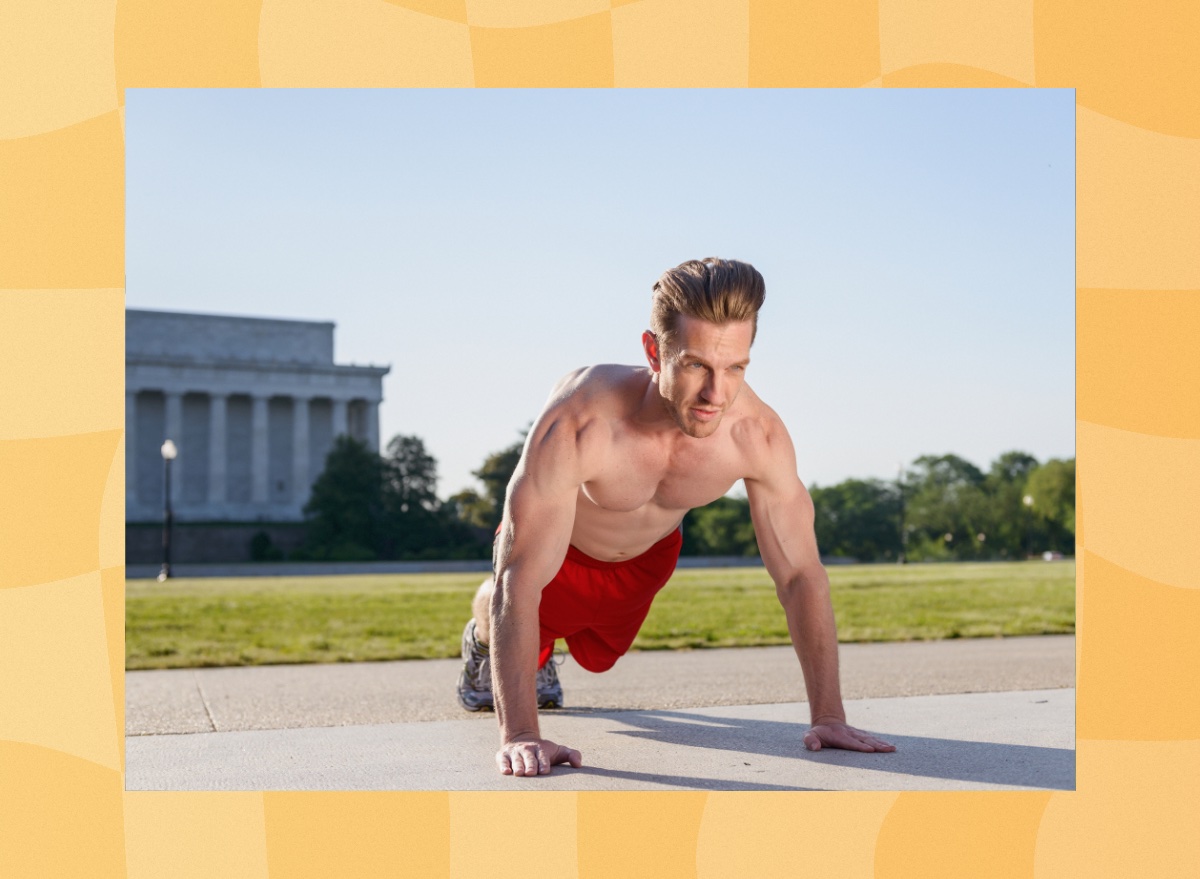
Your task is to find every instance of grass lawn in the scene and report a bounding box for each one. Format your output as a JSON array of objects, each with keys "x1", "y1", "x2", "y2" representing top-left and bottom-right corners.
[{"x1": 125, "y1": 560, "x2": 1075, "y2": 670}]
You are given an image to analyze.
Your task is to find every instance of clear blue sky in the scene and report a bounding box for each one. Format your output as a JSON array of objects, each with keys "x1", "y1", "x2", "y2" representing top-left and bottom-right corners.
[{"x1": 126, "y1": 88, "x2": 1075, "y2": 499}]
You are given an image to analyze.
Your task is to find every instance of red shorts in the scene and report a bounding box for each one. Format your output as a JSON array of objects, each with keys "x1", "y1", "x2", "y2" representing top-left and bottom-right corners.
[{"x1": 534, "y1": 528, "x2": 683, "y2": 673}]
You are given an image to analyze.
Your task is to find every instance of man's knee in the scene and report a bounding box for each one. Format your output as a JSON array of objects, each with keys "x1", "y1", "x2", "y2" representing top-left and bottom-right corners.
[{"x1": 472, "y1": 578, "x2": 494, "y2": 642}]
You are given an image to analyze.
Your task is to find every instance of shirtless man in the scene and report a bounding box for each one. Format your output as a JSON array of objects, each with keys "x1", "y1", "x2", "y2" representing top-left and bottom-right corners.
[{"x1": 457, "y1": 257, "x2": 896, "y2": 776}]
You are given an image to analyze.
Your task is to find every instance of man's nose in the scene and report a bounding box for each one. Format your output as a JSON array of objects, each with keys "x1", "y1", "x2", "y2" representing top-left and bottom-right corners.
[{"x1": 702, "y1": 373, "x2": 727, "y2": 406}]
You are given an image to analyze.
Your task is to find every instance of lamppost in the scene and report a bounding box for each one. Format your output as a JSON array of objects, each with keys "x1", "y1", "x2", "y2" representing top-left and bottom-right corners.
[
  {"x1": 1022, "y1": 494, "x2": 1034, "y2": 560},
  {"x1": 158, "y1": 439, "x2": 178, "y2": 582}
]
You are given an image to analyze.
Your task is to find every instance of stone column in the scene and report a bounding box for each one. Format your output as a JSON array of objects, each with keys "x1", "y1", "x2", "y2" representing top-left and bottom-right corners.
[
  {"x1": 164, "y1": 391, "x2": 184, "y2": 501},
  {"x1": 292, "y1": 396, "x2": 310, "y2": 510},
  {"x1": 125, "y1": 390, "x2": 138, "y2": 511},
  {"x1": 366, "y1": 400, "x2": 380, "y2": 453},
  {"x1": 208, "y1": 393, "x2": 227, "y2": 506},
  {"x1": 332, "y1": 397, "x2": 348, "y2": 440},
  {"x1": 251, "y1": 395, "x2": 270, "y2": 505}
]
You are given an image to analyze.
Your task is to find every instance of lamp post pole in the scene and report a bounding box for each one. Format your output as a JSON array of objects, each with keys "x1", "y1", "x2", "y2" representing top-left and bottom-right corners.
[
  {"x1": 1022, "y1": 494, "x2": 1034, "y2": 560},
  {"x1": 159, "y1": 439, "x2": 178, "y2": 582}
]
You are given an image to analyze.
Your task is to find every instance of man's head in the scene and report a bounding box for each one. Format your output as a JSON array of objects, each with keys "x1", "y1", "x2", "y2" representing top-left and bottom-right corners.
[
  {"x1": 642, "y1": 258, "x2": 766, "y2": 439},
  {"x1": 649, "y1": 258, "x2": 765, "y2": 352}
]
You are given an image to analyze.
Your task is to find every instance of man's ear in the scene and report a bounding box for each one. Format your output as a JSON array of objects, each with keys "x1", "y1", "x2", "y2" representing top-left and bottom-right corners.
[{"x1": 642, "y1": 330, "x2": 662, "y2": 373}]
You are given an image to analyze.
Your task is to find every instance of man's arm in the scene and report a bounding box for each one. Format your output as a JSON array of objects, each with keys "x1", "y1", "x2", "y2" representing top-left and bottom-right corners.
[
  {"x1": 490, "y1": 414, "x2": 586, "y2": 775},
  {"x1": 744, "y1": 417, "x2": 895, "y2": 753}
]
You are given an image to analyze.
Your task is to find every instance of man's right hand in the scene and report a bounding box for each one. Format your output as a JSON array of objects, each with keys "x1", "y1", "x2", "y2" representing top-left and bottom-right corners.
[{"x1": 497, "y1": 737, "x2": 582, "y2": 776}]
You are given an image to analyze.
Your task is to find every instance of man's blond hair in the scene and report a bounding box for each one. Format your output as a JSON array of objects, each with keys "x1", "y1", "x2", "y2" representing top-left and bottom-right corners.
[{"x1": 650, "y1": 258, "x2": 766, "y2": 351}]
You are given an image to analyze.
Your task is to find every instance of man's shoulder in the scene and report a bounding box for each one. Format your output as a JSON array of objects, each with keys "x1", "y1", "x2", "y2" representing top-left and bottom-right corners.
[
  {"x1": 531, "y1": 365, "x2": 644, "y2": 461},
  {"x1": 727, "y1": 386, "x2": 797, "y2": 480},
  {"x1": 729, "y1": 385, "x2": 789, "y2": 443},
  {"x1": 547, "y1": 364, "x2": 646, "y2": 416}
]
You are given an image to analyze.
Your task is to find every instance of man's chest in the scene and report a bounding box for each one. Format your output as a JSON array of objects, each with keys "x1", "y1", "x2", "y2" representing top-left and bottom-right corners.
[{"x1": 580, "y1": 431, "x2": 746, "y2": 513}]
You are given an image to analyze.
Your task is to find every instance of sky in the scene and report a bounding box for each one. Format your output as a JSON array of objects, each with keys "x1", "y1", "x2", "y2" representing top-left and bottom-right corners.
[{"x1": 125, "y1": 88, "x2": 1075, "y2": 499}]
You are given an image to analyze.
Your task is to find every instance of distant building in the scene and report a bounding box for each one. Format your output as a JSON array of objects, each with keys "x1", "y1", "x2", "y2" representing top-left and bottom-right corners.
[{"x1": 126, "y1": 309, "x2": 390, "y2": 526}]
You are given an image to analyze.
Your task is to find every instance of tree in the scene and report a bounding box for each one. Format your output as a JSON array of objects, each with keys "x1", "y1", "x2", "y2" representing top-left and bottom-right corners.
[
  {"x1": 983, "y1": 451, "x2": 1041, "y2": 559},
  {"x1": 467, "y1": 428, "x2": 528, "y2": 532},
  {"x1": 302, "y1": 435, "x2": 387, "y2": 560},
  {"x1": 1025, "y1": 457, "x2": 1075, "y2": 552},
  {"x1": 903, "y1": 454, "x2": 989, "y2": 561},
  {"x1": 381, "y1": 434, "x2": 444, "y2": 557},
  {"x1": 685, "y1": 496, "x2": 757, "y2": 556},
  {"x1": 811, "y1": 479, "x2": 903, "y2": 562}
]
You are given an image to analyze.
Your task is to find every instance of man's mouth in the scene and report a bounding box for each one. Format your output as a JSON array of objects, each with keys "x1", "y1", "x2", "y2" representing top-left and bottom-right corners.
[{"x1": 690, "y1": 407, "x2": 721, "y2": 422}]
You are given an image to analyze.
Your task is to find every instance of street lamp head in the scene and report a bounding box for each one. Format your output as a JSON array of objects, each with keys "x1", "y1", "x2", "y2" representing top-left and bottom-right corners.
[
  {"x1": 1023, "y1": 494, "x2": 1034, "y2": 507},
  {"x1": 161, "y1": 439, "x2": 178, "y2": 460}
]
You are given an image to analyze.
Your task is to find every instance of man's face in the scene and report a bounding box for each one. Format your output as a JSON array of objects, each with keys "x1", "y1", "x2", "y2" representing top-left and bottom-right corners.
[{"x1": 643, "y1": 315, "x2": 754, "y2": 439}]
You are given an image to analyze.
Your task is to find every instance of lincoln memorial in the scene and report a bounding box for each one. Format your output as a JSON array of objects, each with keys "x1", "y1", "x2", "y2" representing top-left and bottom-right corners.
[{"x1": 126, "y1": 309, "x2": 390, "y2": 532}]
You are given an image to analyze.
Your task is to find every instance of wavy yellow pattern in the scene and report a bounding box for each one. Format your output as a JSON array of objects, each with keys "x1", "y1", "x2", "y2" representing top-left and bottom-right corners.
[
  {"x1": 259, "y1": 0, "x2": 474, "y2": 87},
  {"x1": 612, "y1": 0, "x2": 749, "y2": 87},
  {"x1": 698, "y1": 792, "x2": 899, "y2": 877},
  {"x1": 1034, "y1": 0, "x2": 1200, "y2": 138},
  {"x1": 880, "y1": 0, "x2": 1035, "y2": 84},
  {"x1": 0, "y1": 114, "x2": 124, "y2": 288},
  {"x1": 1077, "y1": 421, "x2": 1200, "y2": 588},
  {"x1": 0, "y1": 290, "x2": 124, "y2": 439},
  {"x1": 0, "y1": 433, "x2": 121, "y2": 589},
  {"x1": 748, "y1": 0, "x2": 881, "y2": 87},
  {"x1": 875, "y1": 792, "x2": 1053, "y2": 878},
  {"x1": 0, "y1": 574, "x2": 121, "y2": 769},
  {"x1": 264, "y1": 792, "x2": 452, "y2": 878},
  {"x1": 0, "y1": 742, "x2": 126, "y2": 876},
  {"x1": 449, "y1": 792, "x2": 577, "y2": 878},
  {"x1": 124, "y1": 793, "x2": 270, "y2": 879},
  {"x1": 1077, "y1": 550, "x2": 1200, "y2": 739},
  {"x1": 578, "y1": 792, "x2": 708, "y2": 878},
  {"x1": 1079, "y1": 291, "x2": 1200, "y2": 437},
  {"x1": 471, "y1": 13, "x2": 615, "y2": 86},
  {"x1": 0, "y1": 0, "x2": 1195, "y2": 875},
  {"x1": 115, "y1": 0, "x2": 262, "y2": 89},
  {"x1": 466, "y1": 0, "x2": 608, "y2": 29},
  {"x1": 0, "y1": 0, "x2": 119, "y2": 140},
  {"x1": 1077, "y1": 108, "x2": 1200, "y2": 290},
  {"x1": 387, "y1": 0, "x2": 468, "y2": 25},
  {"x1": 1035, "y1": 741, "x2": 1200, "y2": 876}
]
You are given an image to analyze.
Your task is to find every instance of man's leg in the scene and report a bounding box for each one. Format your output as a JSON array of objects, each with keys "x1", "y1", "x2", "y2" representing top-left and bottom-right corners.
[
  {"x1": 457, "y1": 576, "x2": 564, "y2": 710},
  {"x1": 471, "y1": 578, "x2": 494, "y2": 645},
  {"x1": 457, "y1": 578, "x2": 496, "y2": 711}
]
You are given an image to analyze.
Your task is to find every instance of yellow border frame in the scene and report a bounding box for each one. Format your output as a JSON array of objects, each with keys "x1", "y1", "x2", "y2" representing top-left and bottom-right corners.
[{"x1": 3, "y1": 0, "x2": 1199, "y2": 876}]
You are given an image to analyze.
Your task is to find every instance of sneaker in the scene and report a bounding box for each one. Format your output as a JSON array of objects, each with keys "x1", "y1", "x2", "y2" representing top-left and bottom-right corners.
[
  {"x1": 536, "y1": 650, "x2": 565, "y2": 709},
  {"x1": 457, "y1": 619, "x2": 494, "y2": 711}
]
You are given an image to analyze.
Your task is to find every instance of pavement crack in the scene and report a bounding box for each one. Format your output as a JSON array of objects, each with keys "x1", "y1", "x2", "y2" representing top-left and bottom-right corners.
[{"x1": 193, "y1": 671, "x2": 219, "y2": 732}]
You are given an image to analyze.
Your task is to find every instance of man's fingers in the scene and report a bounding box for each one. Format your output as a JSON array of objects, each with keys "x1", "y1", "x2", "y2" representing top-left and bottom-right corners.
[
  {"x1": 864, "y1": 735, "x2": 896, "y2": 752},
  {"x1": 497, "y1": 740, "x2": 582, "y2": 776},
  {"x1": 806, "y1": 724, "x2": 897, "y2": 753}
]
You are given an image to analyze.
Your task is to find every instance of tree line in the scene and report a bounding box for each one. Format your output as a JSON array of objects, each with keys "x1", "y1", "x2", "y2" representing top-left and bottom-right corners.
[{"x1": 282, "y1": 432, "x2": 1074, "y2": 563}]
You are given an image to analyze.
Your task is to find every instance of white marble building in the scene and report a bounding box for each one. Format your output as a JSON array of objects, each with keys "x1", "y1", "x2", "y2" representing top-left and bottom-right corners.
[{"x1": 126, "y1": 309, "x2": 389, "y2": 523}]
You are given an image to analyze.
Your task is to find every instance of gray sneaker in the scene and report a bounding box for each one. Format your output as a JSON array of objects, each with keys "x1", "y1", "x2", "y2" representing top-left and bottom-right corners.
[
  {"x1": 457, "y1": 619, "x2": 493, "y2": 711},
  {"x1": 536, "y1": 650, "x2": 565, "y2": 709}
]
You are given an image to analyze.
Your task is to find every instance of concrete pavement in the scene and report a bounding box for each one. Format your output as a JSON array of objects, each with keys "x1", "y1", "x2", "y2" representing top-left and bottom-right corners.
[{"x1": 125, "y1": 636, "x2": 1075, "y2": 791}]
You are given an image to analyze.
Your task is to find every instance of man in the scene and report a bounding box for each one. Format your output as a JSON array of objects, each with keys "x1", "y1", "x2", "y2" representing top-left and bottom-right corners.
[{"x1": 458, "y1": 257, "x2": 896, "y2": 776}]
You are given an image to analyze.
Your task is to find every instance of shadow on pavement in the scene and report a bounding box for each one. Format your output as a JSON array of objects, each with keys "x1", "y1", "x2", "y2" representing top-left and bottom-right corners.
[{"x1": 605, "y1": 709, "x2": 1076, "y2": 791}]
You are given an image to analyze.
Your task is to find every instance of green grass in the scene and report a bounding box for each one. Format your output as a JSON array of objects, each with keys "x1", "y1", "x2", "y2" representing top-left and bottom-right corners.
[{"x1": 125, "y1": 560, "x2": 1075, "y2": 670}]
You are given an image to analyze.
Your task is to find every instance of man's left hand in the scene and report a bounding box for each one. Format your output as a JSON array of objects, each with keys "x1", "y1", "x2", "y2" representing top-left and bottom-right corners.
[{"x1": 803, "y1": 721, "x2": 896, "y2": 753}]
